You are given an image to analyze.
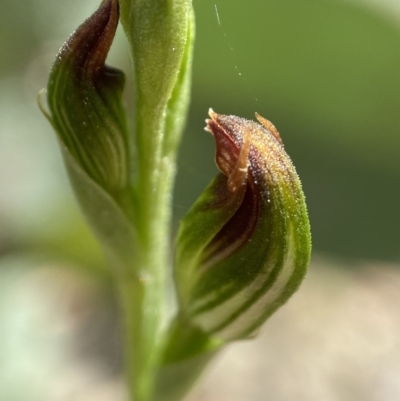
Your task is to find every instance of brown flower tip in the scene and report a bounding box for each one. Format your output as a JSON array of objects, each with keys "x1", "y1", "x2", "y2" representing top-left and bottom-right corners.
[
  {"x1": 45, "y1": 0, "x2": 129, "y2": 194},
  {"x1": 54, "y1": 0, "x2": 119, "y2": 78}
]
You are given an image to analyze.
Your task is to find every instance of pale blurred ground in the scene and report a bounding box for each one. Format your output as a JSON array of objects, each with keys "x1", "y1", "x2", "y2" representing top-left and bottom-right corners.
[
  {"x1": 1, "y1": 256, "x2": 400, "y2": 401},
  {"x1": 190, "y1": 258, "x2": 400, "y2": 401}
]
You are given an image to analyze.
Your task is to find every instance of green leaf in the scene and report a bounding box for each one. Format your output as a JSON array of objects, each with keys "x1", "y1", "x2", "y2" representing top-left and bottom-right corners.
[{"x1": 175, "y1": 110, "x2": 311, "y2": 341}]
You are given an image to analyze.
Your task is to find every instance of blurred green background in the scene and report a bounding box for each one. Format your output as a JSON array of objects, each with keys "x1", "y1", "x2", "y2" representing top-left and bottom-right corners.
[
  {"x1": 1, "y1": 0, "x2": 400, "y2": 400},
  {"x1": 181, "y1": 0, "x2": 400, "y2": 262}
]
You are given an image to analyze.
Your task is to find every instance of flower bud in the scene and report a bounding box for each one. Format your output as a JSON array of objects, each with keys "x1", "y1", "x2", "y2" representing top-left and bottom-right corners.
[
  {"x1": 175, "y1": 109, "x2": 311, "y2": 341},
  {"x1": 43, "y1": 0, "x2": 129, "y2": 195}
]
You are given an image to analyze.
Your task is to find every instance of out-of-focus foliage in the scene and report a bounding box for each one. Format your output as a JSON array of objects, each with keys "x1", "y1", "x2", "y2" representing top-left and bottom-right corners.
[{"x1": 176, "y1": 0, "x2": 400, "y2": 262}]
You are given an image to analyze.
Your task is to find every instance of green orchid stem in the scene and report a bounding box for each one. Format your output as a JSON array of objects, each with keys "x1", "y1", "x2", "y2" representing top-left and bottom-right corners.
[
  {"x1": 118, "y1": 269, "x2": 163, "y2": 401},
  {"x1": 118, "y1": 96, "x2": 179, "y2": 401},
  {"x1": 117, "y1": 1, "x2": 194, "y2": 399},
  {"x1": 122, "y1": 147, "x2": 174, "y2": 401},
  {"x1": 118, "y1": 135, "x2": 181, "y2": 401}
]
